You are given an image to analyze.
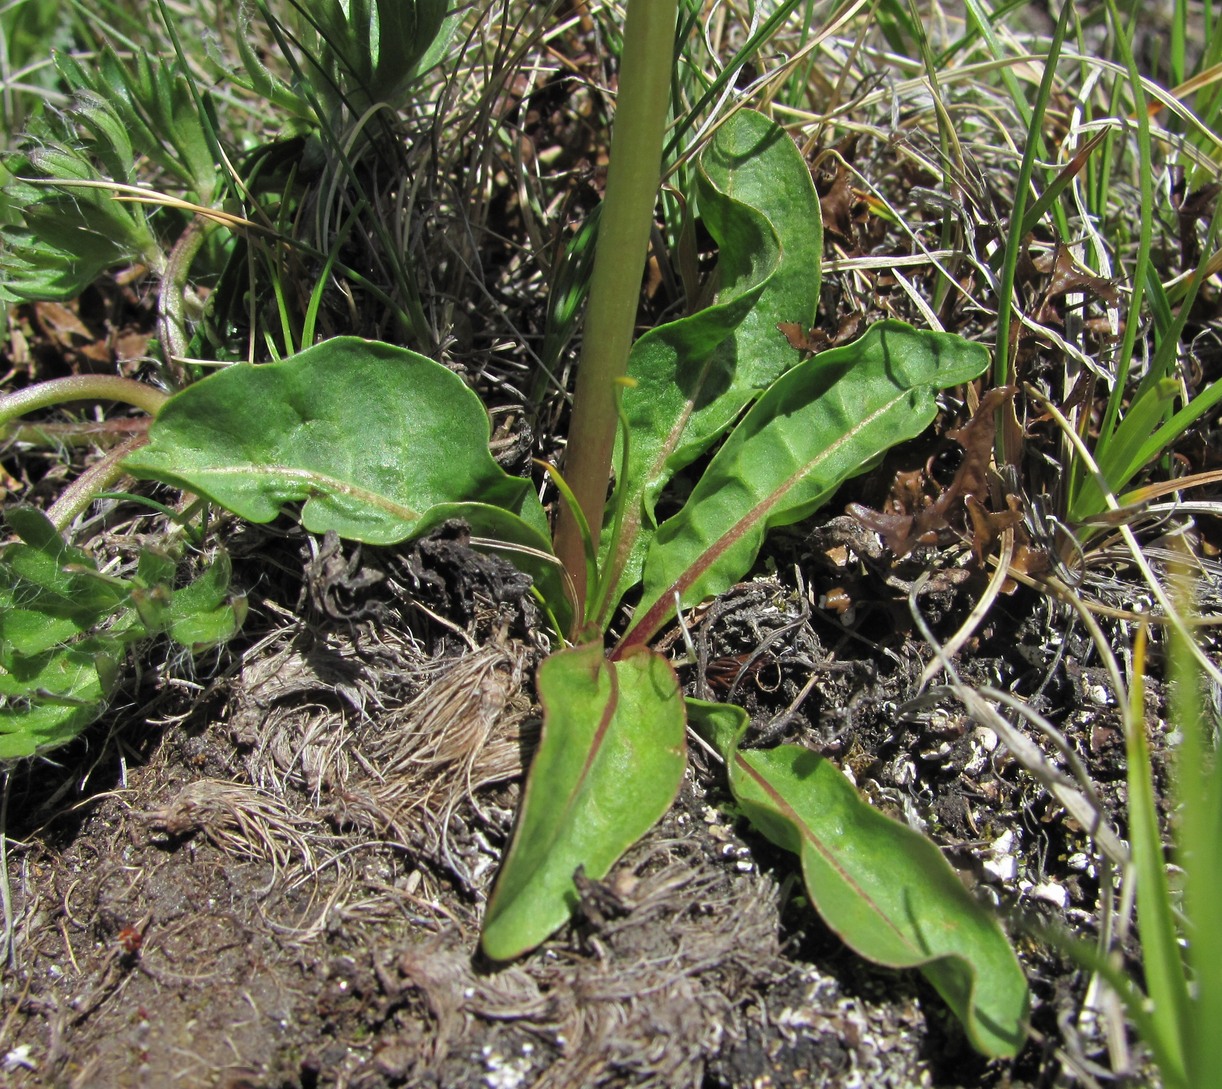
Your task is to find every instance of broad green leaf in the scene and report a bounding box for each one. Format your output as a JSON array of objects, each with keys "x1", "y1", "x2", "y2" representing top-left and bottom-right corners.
[
  {"x1": 690, "y1": 699, "x2": 1029, "y2": 1059},
  {"x1": 626, "y1": 322, "x2": 989, "y2": 645},
  {"x1": 124, "y1": 337, "x2": 547, "y2": 546},
  {"x1": 598, "y1": 109, "x2": 822, "y2": 623},
  {"x1": 481, "y1": 643, "x2": 686, "y2": 960},
  {"x1": 0, "y1": 509, "x2": 124, "y2": 651}
]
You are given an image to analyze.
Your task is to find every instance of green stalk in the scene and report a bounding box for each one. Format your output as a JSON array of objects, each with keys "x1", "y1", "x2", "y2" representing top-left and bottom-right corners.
[
  {"x1": 0, "y1": 376, "x2": 169, "y2": 436},
  {"x1": 553, "y1": 0, "x2": 678, "y2": 632}
]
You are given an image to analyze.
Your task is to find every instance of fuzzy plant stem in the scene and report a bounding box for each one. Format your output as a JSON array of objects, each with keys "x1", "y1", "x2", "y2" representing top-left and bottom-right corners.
[
  {"x1": 0, "y1": 376, "x2": 169, "y2": 437},
  {"x1": 553, "y1": 0, "x2": 677, "y2": 628}
]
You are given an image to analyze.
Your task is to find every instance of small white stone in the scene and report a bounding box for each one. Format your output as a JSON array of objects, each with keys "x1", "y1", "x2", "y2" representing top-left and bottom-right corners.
[{"x1": 1029, "y1": 881, "x2": 1068, "y2": 908}]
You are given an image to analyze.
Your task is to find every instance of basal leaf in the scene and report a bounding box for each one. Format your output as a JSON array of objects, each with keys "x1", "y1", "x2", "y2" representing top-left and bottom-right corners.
[
  {"x1": 1, "y1": 508, "x2": 124, "y2": 645},
  {"x1": 480, "y1": 643, "x2": 686, "y2": 960},
  {"x1": 690, "y1": 699, "x2": 1029, "y2": 1058},
  {"x1": 598, "y1": 109, "x2": 822, "y2": 623},
  {"x1": 167, "y1": 550, "x2": 248, "y2": 649},
  {"x1": 0, "y1": 642, "x2": 117, "y2": 760},
  {"x1": 124, "y1": 337, "x2": 547, "y2": 546},
  {"x1": 625, "y1": 322, "x2": 989, "y2": 645}
]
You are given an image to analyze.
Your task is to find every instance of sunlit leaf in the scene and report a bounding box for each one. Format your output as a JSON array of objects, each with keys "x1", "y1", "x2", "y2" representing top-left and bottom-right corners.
[
  {"x1": 691, "y1": 699, "x2": 1029, "y2": 1058},
  {"x1": 124, "y1": 337, "x2": 547, "y2": 546},
  {"x1": 625, "y1": 322, "x2": 989, "y2": 645},
  {"x1": 481, "y1": 642, "x2": 686, "y2": 960}
]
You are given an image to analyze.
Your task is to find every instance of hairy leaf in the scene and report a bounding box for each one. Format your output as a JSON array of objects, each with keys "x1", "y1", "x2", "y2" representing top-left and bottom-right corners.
[
  {"x1": 0, "y1": 509, "x2": 246, "y2": 758},
  {"x1": 0, "y1": 641, "x2": 117, "y2": 760},
  {"x1": 124, "y1": 337, "x2": 547, "y2": 546},
  {"x1": 481, "y1": 643, "x2": 686, "y2": 960},
  {"x1": 625, "y1": 322, "x2": 990, "y2": 645},
  {"x1": 691, "y1": 700, "x2": 1029, "y2": 1058},
  {"x1": 598, "y1": 109, "x2": 822, "y2": 623}
]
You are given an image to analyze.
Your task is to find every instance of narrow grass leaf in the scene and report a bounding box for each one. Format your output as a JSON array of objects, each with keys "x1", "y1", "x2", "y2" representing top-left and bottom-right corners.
[
  {"x1": 124, "y1": 338, "x2": 546, "y2": 545},
  {"x1": 690, "y1": 699, "x2": 1029, "y2": 1059},
  {"x1": 1127, "y1": 626, "x2": 1191, "y2": 1085},
  {"x1": 625, "y1": 322, "x2": 988, "y2": 646},
  {"x1": 1171, "y1": 573, "x2": 1222, "y2": 1085},
  {"x1": 480, "y1": 643, "x2": 686, "y2": 961}
]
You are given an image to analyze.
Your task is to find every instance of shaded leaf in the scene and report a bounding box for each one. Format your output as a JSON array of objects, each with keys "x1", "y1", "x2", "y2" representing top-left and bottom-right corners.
[
  {"x1": 167, "y1": 550, "x2": 248, "y2": 649},
  {"x1": 625, "y1": 322, "x2": 989, "y2": 645},
  {"x1": 413, "y1": 502, "x2": 572, "y2": 637},
  {"x1": 0, "y1": 641, "x2": 117, "y2": 760},
  {"x1": 481, "y1": 643, "x2": 686, "y2": 960},
  {"x1": 690, "y1": 699, "x2": 1028, "y2": 1058},
  {"x1": 124, "y1": 337, "x2": 547, "y2": 545}
]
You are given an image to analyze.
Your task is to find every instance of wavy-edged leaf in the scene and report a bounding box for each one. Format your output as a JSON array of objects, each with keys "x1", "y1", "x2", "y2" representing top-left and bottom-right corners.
[
  {"x1": 691, "y1": 700, "x2": 1028, "y2": 1058},
  {"x1": 481, "y1": 643, "x2": 686, "y2": 960},
  {"x1": 124, "y1": 337, "x2": 547, "y2": 546},
  {"x1": 597, "y1": 109, "x2": 822, "y2": 623},
  {"x1": 624, "y1": 322, "x2": 989, "y2": 645}
]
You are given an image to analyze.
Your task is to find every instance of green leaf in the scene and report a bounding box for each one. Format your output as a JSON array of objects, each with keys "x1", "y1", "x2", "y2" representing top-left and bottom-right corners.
[
  {"x1": 690, "y1": 699, "x2": 1029, "y2": 1058},
  {"x1": 598, "y1": 109, "x2": 822, "y2": 622},
  {"x1": 0, "y1": 509, "x2": 125, "y2": 653},
  {"x1": 124, "y1": 337, "x2": 546, "y2": 546},
  {"x1": 300, "y1": 0, "x2": 455, "y2": 115},
  {"x1": 480, "y1": 643, "x2": 686, "y2": 960},
  {"x1": 1071, "y1": 376, "x2": 1178, "y2": 521},
  {"x1": 625, "y1": 322, "x2": 989, "y2": 645},
  {"x1": 1072, "y1": 375, "x2": 1222, "y2": 522},
  {"x1": 1126, "y1": 632, "x2": 1190, "y2": 1084},
  {"x1": 167, "y1": 550, "x2": 248, "y2": 649},
  {"x1": 0, "y1": 642, "x2": 117, "y2": 760},
  {"x1": 56, "y1": 47, "x2": 217, "y2": 198}
]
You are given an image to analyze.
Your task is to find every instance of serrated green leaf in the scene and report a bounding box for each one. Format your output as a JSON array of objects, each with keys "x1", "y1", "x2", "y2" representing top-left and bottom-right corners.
[
  {"x1": 690, "y1": 699, "x2": 1029, "y2": 1058},
  {"x1": 123, "y1": 337, "x2": 546, "y2": 546},
  {"x1": 625, "y1": 322, "x2": 989, "y2": 645},
  {"x1": 598, "y1": 109, "x2": 822, "y2": 623},
  {"x1": 0, "y1": 138, "x2": 160, "y2": 301},
  {"x1": 481, "y1": 643, "x2": 686, "y2": 960}
]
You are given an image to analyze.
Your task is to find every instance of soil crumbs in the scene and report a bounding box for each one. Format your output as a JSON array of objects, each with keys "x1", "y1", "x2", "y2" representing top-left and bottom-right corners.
[{"x1": 0, "y1": 519, "x2": 1161, "y2": 1089}]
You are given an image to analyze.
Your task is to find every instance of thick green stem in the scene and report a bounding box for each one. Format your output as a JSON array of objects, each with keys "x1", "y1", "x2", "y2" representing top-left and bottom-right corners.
[
  {"x1": 553, "y1": 0, "x2": 677, "y2": 630},
  {"x1": 0, "y1": 376, "x2": 169, "y2": 436}
]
